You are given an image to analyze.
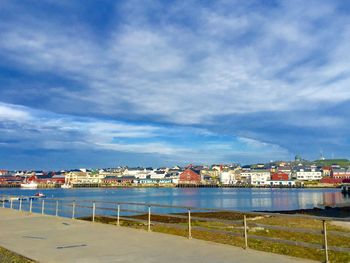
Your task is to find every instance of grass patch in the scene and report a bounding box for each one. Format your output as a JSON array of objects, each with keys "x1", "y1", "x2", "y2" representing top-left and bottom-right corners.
[
  {"x1": 80, "y1": 212, "x2": 350, "y2": 263},
  {"x1": 0, "y1": 247, "x2": 35, "y2": 263}
]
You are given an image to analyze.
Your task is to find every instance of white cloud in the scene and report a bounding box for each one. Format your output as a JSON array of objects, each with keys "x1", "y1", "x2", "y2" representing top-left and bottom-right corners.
[
  {"x1": 0, "y1": 101, "x2": 290, "y2": 163},
  {"x1": 0, "y1": 103, "x2": 31, "y2": 121},
  {"x1": 1, "y1": 1, "x2": 350, "y2": 163},
  {"x1": 1, "y1": 1, "x2": 348, "y2": 125}
]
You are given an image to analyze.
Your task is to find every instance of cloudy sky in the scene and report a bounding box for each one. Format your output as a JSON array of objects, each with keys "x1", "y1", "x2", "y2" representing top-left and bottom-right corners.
[{"x1": 1, "y1": 0, "x2": 350, "y2": 170}]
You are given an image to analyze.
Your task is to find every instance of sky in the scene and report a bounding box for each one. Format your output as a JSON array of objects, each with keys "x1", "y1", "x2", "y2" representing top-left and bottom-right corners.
[{"x1": 1, "y1": 0, "x2": 350, "y2": 170}]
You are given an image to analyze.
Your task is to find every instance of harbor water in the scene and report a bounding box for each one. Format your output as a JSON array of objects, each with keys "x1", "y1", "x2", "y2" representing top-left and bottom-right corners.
[{"x1": 0, "y1": 187, "x2": 348, "y2": 212}]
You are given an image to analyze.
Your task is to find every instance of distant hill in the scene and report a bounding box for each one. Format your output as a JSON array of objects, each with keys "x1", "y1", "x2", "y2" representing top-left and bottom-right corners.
[{"x1": 314, "y1": 159, "x2": 350, "y2": 167}]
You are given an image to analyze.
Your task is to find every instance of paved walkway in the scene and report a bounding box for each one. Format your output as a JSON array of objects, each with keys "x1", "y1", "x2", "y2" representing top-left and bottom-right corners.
[{"x1": 0, "y1": 209, "x2": 315, "y2": 263}]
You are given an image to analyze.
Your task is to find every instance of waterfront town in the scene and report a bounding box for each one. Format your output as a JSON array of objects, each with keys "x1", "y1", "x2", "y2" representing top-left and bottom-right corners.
[{"x1": 1, "y1": 156, "x2": 350, "y2": 189}]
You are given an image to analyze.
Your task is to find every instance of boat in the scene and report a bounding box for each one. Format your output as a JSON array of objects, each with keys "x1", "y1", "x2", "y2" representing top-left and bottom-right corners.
[
  {"x1": 61, "y1": 177, "x2": 72, "y2": 189},
  {"x1": 34, "y1": 192, "x2": 46, "y2": 198},
  {"x1": 29, "y1": 192, "x2": 46, "y2": 199},
  {"x1": 20, "y1": 181, "x2": 38, "y2": 189},
  {"x1": 61, "y1": 183, "x2": 72, "y2": 189}
]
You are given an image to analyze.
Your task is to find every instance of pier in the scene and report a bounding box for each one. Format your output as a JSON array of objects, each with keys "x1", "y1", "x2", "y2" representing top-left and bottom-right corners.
[{"x1": 0, "y1": 208, "x2": 314, "y2": 263}]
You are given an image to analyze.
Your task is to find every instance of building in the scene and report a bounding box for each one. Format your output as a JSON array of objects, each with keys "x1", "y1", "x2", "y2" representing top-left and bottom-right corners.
[
  {"x1": 179, "y1": 168, "x2": 201, "y2": 184},
  {"x1": 0, "y1": 170, "x2": 8, "y2": 176},
  {"x1": 64, "y1": 171, "x2": 105, "y2": 185},
  {"x1": 250, "y1": 170, "x2": 271, "y2": 186},
  {"x1": 321, "y1": 166, "x2": 332, "y2": 177},
  {"x1": 102, "y1": 176, "x2": 120, "y2": 185},
  {"x1": 123, "y1": 167, "x2": 151, "y2": 178},
  {"x1": 241, "y1": 170, "x2": 271, "y2": 185},
  {"x1": 201, "y1": 169, "x2": 220, "y2": 178},
  {"x1": 149, "y1": 170, "x2": 167, "y2": 179},
  {"x1": 292, "y1": 167, "x2": 322, "y2": 181},
  {"x1": 277, "y1": 166, "x2": 291, "y2": 177},
  {"x1": 120, "y1": 175, "x2": 136, "y2": 184},
  {"x1": 320, "y1": 177, "x2": 343, "y2": 184},
  {"x1": 332, "y1": 168, "x2": 350, "y2": 179},
  {"x1": 271, "y1": 171, "x2": 289, "y2": 181},
  {"x1": 219, "y1": 171, "x2": 237, "y2": 185}
]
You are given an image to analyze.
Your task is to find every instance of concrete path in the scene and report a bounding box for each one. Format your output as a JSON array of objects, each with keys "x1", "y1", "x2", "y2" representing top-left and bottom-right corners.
[{"x1": 0, "y1": 209, "x2": 315, "y2": 263}]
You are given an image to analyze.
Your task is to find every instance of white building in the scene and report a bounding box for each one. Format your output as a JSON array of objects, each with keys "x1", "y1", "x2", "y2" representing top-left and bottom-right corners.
[
  {"x1": 123, "y1": 168, "x2": 151, "y2": 179},
  {"x1": 149, "y1": 170, "x2": 167, "y2": 179},
  {"x1": 241, "y1": 170, "x2": 271, "y2": 186},
  {"x1": 65, "y1": 171, "x2": 105, "y2": 185},
  {"x1": 293, "y1": 168, "x2": 322, "y2": 181},
  {"x1": 219, "y1": 171, "x2": 237, "y2": 185}
]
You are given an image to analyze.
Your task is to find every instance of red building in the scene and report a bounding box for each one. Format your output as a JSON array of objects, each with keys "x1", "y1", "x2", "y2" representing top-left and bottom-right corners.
[
  {"x1": 179, "y1": 169, "x2": 201, "y2": 184},
  {"x1": 332, "y1": 169, "x2": 350, "y2": 179},
  {"x1": 271, "y1": 171, "x2": 289, "y2": 181},
  {"x1": 320, "y1": 177, "x2": 343, "y2": 184}
]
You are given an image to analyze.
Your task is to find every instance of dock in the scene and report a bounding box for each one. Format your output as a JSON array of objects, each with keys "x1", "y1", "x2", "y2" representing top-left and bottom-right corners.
[{"x1": 0, "y1": 209, "x2": 313, "y2": 263}]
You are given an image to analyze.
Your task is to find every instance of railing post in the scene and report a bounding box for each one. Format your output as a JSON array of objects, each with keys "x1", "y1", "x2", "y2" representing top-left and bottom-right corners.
[
  {"x1": 72, "y1": 200, "x2": 76, "y2": 219},
  {"x1": 323, "y1": 220, "x2": 329, "y2": 263},
  {"x1": 2, "y1": 198, "x2": 4, "y2": 208},
  {"x1": 41, "y1": 200, "x2": 45, "y2": 214},
  {"x1": 188, "y1": 208, "x2": 192, "y2": 239},
  {"x1": 55, "y1": 201, "x2": 59, "y2": 216},
  {"x1": 243, "y1": 214, "x2": 248, "y2": 249},
  {"x1": 10, "y1": 199, "x2": 13, "y2": 209},
  {"x1": 19, "y1": 198, "x2": 22, "y2": 211},
  {"x1": 148, "y1": 206, "x2": 151, "y2": 232},
  {"x1": 117, "y1": 204, "x2": 120, "y2": 226},
  {"x1": 29, "y1": 199, "x2": 33, "y2": 213},
  {"x1": 92, "y1": 201, "x2": 96, "y2": 222}
]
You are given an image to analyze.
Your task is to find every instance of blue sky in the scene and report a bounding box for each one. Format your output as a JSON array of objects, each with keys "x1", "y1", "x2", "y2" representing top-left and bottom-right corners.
[{"x1": 1, "y1": 0, "x2": 350, "y2": 170}]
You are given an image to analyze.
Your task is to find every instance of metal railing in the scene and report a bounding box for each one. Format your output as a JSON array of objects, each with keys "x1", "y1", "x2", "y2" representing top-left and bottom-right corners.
[{"x1": 1, "y1": 195, "x2": 350, "y2": 263}]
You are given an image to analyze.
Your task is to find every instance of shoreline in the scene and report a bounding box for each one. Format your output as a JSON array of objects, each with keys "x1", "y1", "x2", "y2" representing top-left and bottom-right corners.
[
  {"x1": 0, "y1": 185, "x2": 342, "y2": 189},
  {"x1": 257, "y1": 205, "x2": 350, "y2": 218}
]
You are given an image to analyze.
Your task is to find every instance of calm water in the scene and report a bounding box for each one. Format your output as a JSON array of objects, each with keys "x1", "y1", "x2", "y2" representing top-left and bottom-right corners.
[{"x1": 1, "y1": 187, "x2": 349, "y2": 212}]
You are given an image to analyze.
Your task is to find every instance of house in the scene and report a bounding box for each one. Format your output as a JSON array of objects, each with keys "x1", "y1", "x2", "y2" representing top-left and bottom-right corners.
[
  {"x1": 64, "y1": 171, "x2": 105, "y2": 185},
  {"x1": 271, "y1": 171, "x2": 289, "y2": 181},
  {"x1": 240, "y1": 170, "x2": 271, "y2": 185},
  {"x1": 292, "y1": 167, "x2": 322, "y2": 181},
  {"x1": 321, "y1": 166, "x2": 332, "y2": 177},
  {"x1": 179, "y1": 168, "x2": 201, "y2": 184},
  {"x1": 249, "y1": 170, "x2": 271, "y2": 186},
  {"x1": 219, "y1": 171, "x2": 237, "y2": 185},
  {"x1": 0, "y1": 176, "x2": 22, "y2": 185},
  {"x1": 277, "y1": 166, "x2": 292, "y2": 177},
  {"x1": 102, "y1": 176, "x2": 120, "y2": 185},
  {"x1": 123, "y1": 167, "x2": 151, "y2": 178},
  {"x1": 332, "y1": 168, "x2": 350, "y2": 179},
  {"x1": 320, "y1": 177, "x2": 343, "y2": 184},
  {"x1": 201, "y1": 168, "x2": 220, "y2": 178},
  {"x1": 120, "y1": 175, "x2": 136, "y2": 184},
  {"x1": 149, "y1": 170, "x2": 167, "y2": 179},
  {"x1": 14, "y1": 171, "x2": 25, "y2": 176},
  {"x1": 167, "y1": 169, "x2": 182, "y2": 177},
  {"x1": 0, "y1": 170, "x2": 8, "y2": 176}
]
